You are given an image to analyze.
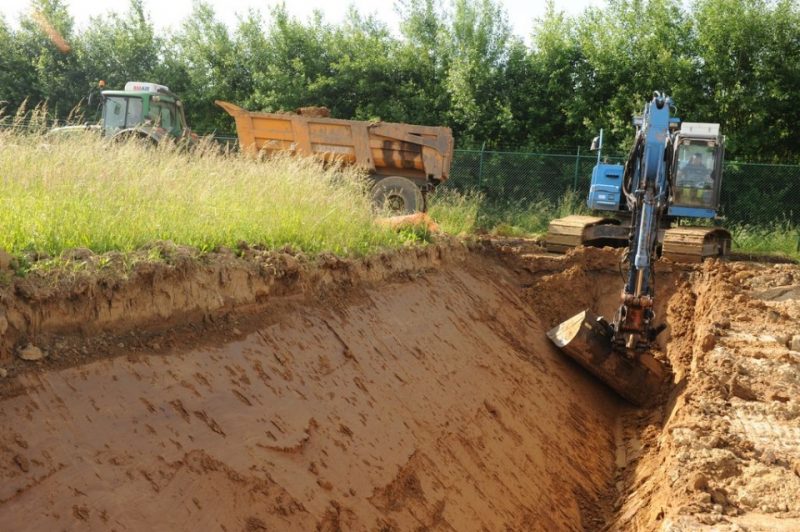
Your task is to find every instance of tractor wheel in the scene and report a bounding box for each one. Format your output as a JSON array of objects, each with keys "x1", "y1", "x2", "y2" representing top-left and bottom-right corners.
[
  {"x1": 111, "y1": 130, "x2": 158, "y2": 147},
  {"x1": 371, "y1": 176, "x2": 423, "y2": 214}
]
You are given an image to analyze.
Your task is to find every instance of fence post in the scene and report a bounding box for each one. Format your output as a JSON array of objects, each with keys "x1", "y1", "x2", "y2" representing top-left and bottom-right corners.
[
  {"x1": 478, "y1": 141, "x2": 486, "y2": 189},
  {"x1": 573, "y1": 145, "x2": 581, "y2": 189}
]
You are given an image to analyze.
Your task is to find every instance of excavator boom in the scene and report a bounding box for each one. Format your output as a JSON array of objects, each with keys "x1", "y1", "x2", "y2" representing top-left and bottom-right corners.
[{"x1": 547, "y1": 92, "x2": 684, "y2": 404}]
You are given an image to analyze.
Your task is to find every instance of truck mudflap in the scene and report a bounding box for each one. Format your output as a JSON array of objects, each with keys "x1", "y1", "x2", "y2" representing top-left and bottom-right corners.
[{"x1": 546, "y1": 309, "x2": 666, "y2": 406}]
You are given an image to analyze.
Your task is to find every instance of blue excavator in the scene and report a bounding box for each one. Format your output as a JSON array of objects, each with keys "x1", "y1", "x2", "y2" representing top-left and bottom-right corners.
[{"x1": 545, "y1": 92, "x2": 730, "y2": 404}]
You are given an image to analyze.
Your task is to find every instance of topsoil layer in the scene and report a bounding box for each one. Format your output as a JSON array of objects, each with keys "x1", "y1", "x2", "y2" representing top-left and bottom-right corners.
[{"x1": 0, "y1": 241, "x2": 798, "y2": 531}]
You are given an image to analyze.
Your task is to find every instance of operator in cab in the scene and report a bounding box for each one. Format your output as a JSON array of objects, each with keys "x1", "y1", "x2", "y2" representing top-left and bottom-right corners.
[
  {"x1": 681, "y1": 153, "x2": 709, "y2": 180},
  {"x1": 676, "y1": 152, "x2": 713, "y2": 205}
]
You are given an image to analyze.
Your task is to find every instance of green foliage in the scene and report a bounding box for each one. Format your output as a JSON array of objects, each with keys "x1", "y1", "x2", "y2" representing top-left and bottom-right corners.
[
  {"x1": 4, "y1": 0, "x2": 800, "y2": 158},
  {"x1": 168, "y1": 1, "x2": 243, "y2": 132},
  {"x1": 13, "y1": 0, "x2": 86, "y2": 118},
  {"x1": 730, "y1": 221, "x2": 800, "y2": 260},
  {"x1": 474, "y1": 188, "x2": 590, "y2": 237},
  {"x1": 79, "y1": 0, "x2": 162, "y2": 89},
  {"x1": 427, "y1": 188, "x2": 482, "y2": 235}
]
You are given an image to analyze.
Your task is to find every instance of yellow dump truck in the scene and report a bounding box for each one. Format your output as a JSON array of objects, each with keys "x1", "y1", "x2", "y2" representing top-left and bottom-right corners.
[{"x1": 216, "y1": 101, "x2": 454, "y2": 213}]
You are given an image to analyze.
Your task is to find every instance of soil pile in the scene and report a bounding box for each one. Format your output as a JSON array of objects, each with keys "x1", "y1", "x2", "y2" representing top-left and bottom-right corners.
[{"x1": 611, "y1": 259, "x2": 800, "y2": 531}]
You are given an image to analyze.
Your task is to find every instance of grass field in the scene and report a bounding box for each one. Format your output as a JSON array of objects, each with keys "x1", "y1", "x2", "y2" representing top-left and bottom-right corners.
[
  {"x1": 432, "y1": 187, "x2": 799, "y2": 260},
  {"x1": 0, "y1": 131, "x2": 417, "y2": 259},
  {"x1": 1, "y1": 128, "x2": 797, "y2": 265},
  {"x1": 729, "y1": 222, "x2": 800, "y2": 259}
]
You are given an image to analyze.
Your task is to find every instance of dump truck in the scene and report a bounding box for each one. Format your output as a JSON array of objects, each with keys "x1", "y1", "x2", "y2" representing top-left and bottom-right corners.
[{"x1": 216, "y1": 101, "x2": 454, "y2": 213}]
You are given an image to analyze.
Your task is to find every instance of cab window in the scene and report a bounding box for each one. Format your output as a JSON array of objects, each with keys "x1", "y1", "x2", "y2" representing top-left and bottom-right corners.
[
  {"x1": 125, "y1": 98, "x2": 143, "y2": 127},
  {"x1": 104, "y1": 97, "x2": 127, "y2": 130},
  {"x1": 148, "y1": 103, "x2": 175, "y2": 129},
  {"x1": 673, "y1": 142, "x2": 717, "y2": 208},
  {"x1": 103, "y1": 96, "x2": 144, "y2": 131}
]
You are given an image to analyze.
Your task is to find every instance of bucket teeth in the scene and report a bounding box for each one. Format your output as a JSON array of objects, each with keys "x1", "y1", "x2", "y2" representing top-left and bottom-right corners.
[{"x1": 546, "y1": 310, "x2": 665, "y2": 405}]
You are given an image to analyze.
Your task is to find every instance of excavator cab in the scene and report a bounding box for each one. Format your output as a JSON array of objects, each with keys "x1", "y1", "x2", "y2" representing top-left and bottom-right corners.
[{"x1": 669, "y1": 123, "x2": 725, "y2": 218}]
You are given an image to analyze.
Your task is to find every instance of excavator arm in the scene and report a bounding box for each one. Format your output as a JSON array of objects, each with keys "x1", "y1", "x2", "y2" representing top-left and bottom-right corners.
[
  {"x1": 611, "y1": 92, "x2": 673, "y2": 355},
  {"x1": 547, "y1": 92, "x2": 677, "y2": 404}
]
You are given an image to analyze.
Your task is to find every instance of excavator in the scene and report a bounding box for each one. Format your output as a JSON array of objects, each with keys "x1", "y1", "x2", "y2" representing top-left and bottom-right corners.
[{"x1": 545, "y1": 92, "x2": 730, "y2": 404}]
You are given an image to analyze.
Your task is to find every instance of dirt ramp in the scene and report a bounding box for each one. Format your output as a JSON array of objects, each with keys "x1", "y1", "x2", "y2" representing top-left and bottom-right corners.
[{"x1": 0, "y1": 257, "x2": 621, "y2": 530}]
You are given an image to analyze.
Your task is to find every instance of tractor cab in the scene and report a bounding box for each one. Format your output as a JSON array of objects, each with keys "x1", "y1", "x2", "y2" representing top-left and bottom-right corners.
[
  {"x1": 668, "y1": 122, "x2": 725, "y2": 218},
  {"x1": 48, "y1": 81, "x2": 195, "y2": 145},
  {"x1": 99, "y1": 81, "x2": 192, "y2": 141}
]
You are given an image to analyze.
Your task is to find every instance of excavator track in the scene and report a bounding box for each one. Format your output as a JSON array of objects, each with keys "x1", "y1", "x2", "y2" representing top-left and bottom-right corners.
[
  {"x1": 544, "y1": 215, "x2": 624, "y2": 253},
  {"x1": 661, "y1": 226, "x2": 731, "y2": 263}
]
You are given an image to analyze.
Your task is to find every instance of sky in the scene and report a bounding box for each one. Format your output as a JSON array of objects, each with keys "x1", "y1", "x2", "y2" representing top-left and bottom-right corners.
[{"x1": 0, "y1": 0, "x2": 604, "y2": 41}]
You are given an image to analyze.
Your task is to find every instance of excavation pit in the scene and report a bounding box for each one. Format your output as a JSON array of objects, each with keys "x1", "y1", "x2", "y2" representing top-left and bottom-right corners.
[{"x1": 0, "y1": 244, "x2": 798, "y2": 530}]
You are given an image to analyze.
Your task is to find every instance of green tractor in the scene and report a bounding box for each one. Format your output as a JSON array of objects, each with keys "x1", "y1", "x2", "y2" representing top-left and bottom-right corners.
[{"x1": 49, "y1": 81, "x2": 197, "y2": 145}]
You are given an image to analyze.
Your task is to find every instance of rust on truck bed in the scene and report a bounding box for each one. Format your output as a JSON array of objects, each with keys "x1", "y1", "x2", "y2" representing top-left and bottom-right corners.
[{"x1": 216, "y1": 100, "x2": 454, "y2": 185}]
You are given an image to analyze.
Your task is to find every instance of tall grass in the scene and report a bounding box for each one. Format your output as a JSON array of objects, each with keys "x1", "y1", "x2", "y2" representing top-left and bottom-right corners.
[
  {"x1": 427, "y1": 188, "x2": 482, "y2": 235},
  {"x1": 430, "y1": 185, "x2": 799, "y2": 260},
  {"x1": 477, "y1": 188, "x2": 590, "y2": 237},
  {"x1": 730, "y1": 221, "x2": 800, "y2": 259},
  {"x1": 3, "y1": 127, "x2": 795, "y2": 262},
  {"x1": 427, "y1": 187, "x2": 590, "y2": 238},
  {"x1": 0, "y1": 130, "x2": 409, "y2": 258}
]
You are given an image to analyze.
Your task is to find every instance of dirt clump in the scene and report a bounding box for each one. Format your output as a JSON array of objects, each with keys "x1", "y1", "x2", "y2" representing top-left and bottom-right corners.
[{"x1": 295, "y1": 106, "x2": 331, "y2": 118}]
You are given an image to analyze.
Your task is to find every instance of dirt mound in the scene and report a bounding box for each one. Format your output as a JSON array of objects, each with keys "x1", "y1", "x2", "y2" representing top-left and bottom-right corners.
[
  {"x1": 608, "y1": 259, "x2": 800, "y2": 531},
  {"x1": 0, "y1": 244, "x2": 798, "y2": 530},
  {"x1": 295, "y1": 106, "x2": 331, "y2": 118}
]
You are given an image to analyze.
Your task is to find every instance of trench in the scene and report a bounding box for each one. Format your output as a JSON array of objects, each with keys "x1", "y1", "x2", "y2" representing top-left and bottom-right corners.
[{"x1": 0, "y1": 247, "x2": 696, "y2": 530}]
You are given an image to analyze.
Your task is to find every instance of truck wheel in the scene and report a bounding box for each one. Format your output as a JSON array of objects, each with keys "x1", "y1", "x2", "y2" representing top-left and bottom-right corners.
[{"x1": 372, "y1": 176, "x2": 423, "y2": 214}]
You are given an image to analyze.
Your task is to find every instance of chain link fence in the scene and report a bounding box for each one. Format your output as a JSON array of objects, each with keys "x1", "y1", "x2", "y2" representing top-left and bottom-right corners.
[{"x1": 445, "y1": 148, "x2": 800, "y2": 227}]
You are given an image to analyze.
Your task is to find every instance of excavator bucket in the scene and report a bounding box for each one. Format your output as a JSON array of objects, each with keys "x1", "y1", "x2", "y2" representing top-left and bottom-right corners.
[{"x1": 546, "y1": 310, "x2": 665, "y2": 406}]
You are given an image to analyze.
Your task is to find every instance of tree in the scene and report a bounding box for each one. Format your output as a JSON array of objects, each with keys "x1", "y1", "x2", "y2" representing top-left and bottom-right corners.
[
  {"x1": 80, "y1": 0, "x2": 163, "y2": 91},
  {"x1": 524, "y1": 4, "x2": 586, "y2": 150},
  {"x1": 692, "y1": 0, "x2": 800, "y2": 160},
  {"x1": 568, "y1": 0, "x2": 696, "y2": 151},
  {"x1": 170, "y1": 0, "x2": 241, "y2": 132},
  {"x1": 0, "y1": 16, "x2": 33, "y2": 115},
  {"x1": 395, "y1": 0, "x2": 452, "y2": 126},
  {"x1": 443, "y1": 0, "x2": 516, "y2": 147},
  {"x1": 15, "y1": 0, "x2": 87, "y2": 120},
  {"x1": 245, "y1": 5, "x2": 331, "y2": 115}
]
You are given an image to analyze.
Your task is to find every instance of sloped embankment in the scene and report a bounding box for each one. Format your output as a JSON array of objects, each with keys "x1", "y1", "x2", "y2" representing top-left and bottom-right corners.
[{"x1": 0, "y1": 244, "x2": 627, "y2": 530}]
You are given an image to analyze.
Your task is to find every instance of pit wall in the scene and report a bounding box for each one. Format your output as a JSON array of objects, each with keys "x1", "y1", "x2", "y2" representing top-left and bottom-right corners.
[
  {"x1": 4, "y1": 241, "x2": 796, "y2": 530},
  {"x1": 609, "y1": 260, "x2": 800, "y2": 531},
  {"x1": 0, "y1": 243, "x2": 625, "y2": 530},
  {"x1": 0, "y1": 241, "x2": 467, "y2": 370}
]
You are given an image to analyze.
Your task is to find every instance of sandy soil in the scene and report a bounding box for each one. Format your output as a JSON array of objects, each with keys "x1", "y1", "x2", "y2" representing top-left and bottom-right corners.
[
  {"x1": 0, "y1": 242, "x2": 798, "y2": 530},
  {"x1": 611, "y1": 259, "x2": 800, "y2": 531}
]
